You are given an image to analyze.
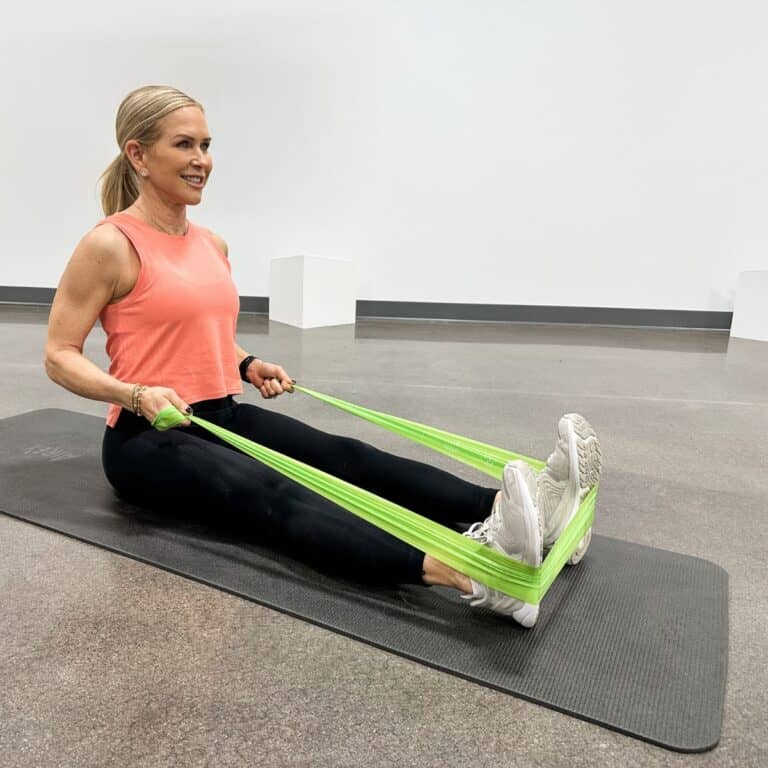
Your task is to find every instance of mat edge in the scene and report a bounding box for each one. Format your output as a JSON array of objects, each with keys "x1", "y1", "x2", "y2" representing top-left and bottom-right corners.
[{"x1": 0, "y1": 507, "x2": 725, "y2": 753}]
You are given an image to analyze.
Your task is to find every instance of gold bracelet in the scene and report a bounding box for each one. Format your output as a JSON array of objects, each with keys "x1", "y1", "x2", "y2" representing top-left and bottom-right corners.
[{"x1": 131, "y1": 383, "x2": 145, "y2": 415}]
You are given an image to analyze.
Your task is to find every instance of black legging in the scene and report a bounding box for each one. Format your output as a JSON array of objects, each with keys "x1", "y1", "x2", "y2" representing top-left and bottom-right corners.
[{"x1": 102, "y1": 395, "x2": 498, "y2": 585}]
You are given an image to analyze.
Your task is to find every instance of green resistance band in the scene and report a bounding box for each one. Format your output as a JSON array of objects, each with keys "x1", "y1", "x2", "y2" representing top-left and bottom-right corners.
[
  {"x1": 152, "y1": 396, "x2": 597, "y2": 605},
  {"x1": 293, "y1": 385, "x2": 546, "y2": 477}
]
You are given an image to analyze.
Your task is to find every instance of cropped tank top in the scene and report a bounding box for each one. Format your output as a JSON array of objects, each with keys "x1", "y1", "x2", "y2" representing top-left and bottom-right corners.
[{"x1": 96, "y1": 212, "x2": 243, "y2": 427}]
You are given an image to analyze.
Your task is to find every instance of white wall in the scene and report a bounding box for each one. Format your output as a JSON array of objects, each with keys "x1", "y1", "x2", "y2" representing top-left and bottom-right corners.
[{"x1": 2, "y1": 0, "x2": 766, "y2": 311}]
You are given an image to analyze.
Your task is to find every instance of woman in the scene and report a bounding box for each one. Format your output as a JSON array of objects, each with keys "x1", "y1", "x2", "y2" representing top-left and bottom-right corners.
[{"x1": 44, "y1": 85, "x2": 601, "y2": 628}]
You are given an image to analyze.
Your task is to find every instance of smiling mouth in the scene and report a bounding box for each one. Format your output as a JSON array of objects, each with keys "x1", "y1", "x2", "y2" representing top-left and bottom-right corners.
[{"x1": 181, "y1": 175, "x2": 205, "y2": 186}]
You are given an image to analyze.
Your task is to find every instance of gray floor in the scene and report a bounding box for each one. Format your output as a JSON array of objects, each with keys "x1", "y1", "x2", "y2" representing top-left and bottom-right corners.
[{"x1": 1, "y1": 304, "x2": 766, "y2": 768}]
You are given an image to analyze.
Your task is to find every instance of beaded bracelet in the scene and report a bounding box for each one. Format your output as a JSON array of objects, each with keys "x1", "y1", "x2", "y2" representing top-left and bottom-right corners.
[{"x1": 131, "y1": 383, "x2": 147, "y2": 416}]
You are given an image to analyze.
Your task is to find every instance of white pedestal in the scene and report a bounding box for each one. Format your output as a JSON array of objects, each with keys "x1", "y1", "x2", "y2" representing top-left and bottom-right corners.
[
  {"x1": 730, "y1": 271, "x2": 768, "y2": 342},
  {"x1": 269, "y1": 255, "x2": 357, "y2": 329}
]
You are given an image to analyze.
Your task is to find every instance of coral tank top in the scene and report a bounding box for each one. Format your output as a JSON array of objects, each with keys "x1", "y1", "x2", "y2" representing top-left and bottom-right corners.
[{"x1": 96, "y1": 212, "x2": 243, "y2": 427}]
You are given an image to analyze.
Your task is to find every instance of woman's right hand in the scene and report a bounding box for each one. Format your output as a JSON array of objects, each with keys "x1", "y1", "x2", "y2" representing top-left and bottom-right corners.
[{"x1": 136, "y1": 386, "x2": 193, "y2": 427}]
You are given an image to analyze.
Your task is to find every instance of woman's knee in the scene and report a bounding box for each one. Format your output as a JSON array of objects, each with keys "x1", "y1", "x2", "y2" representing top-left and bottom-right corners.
[{"x1": 330, "y1": 434, "x2": 380, "y2": 480}]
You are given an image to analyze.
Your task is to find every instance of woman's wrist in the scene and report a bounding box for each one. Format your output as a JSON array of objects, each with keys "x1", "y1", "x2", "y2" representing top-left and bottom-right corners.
[
  {"x1": 132, "y1": 383, "x2": 148, "y2": 416},
  {"x1": 120, "y1": 381, "x2": 137, "y2": 411},
  {"x1": 117, "y1": 381, "x2": 147, "y2": 414},
  {"x1": 239, "y1": 354, "x2": 259, "y2": 382}
]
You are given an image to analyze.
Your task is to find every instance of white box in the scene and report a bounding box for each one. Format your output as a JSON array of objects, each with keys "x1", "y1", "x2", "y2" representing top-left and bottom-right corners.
[
  {"x1": 269, "y1": 255, "x2": 357, "y2": 329},
  {"x1": 730, "y1": 271, "x2": 768, "y2": 342}
]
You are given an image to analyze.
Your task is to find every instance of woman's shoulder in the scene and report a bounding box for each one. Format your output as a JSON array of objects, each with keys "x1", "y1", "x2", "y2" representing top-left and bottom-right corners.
[
  {"x1": 58, "y1": 220, "x2": 134, "y2": 307},
  {"x1": 79, "y1": 217, "x2": 132, "y2": 258},
  {"x1": 71, "y1": 219, "x2": 140, "y2": 297}
]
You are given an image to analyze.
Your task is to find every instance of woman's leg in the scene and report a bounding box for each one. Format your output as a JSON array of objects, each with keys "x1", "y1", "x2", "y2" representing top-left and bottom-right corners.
[
  {"x1": 102, "y1": 404, "x2": 429, "y2": 587},
  {"x1": 218, "y1": 400, "x2": 498, "y2": 530},
  {"x1": 422, "y1": 555, "x2": 471, "y2": 592}
]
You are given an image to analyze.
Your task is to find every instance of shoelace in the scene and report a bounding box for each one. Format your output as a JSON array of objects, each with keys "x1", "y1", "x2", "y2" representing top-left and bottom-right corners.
[{"x1": 463, "y1": 496, "x2": 503, "y2": 544}]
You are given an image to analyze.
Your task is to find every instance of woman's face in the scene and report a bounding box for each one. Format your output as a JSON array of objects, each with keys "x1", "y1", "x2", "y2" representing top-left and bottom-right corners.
[{"x1": 129, "y1": 106, "x2": 214, "y2": 203}]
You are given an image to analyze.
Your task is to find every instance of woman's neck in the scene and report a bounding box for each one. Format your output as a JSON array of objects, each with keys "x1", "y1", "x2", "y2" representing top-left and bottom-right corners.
[{"x1": 128, "y1": 198, "x2": 188, "y2": 236}]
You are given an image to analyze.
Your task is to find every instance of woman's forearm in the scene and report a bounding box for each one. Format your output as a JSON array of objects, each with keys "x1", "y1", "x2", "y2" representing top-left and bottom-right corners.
[
  {"x1": 234, "y1": 342, "x2": 257, "y2": 366},
  {"x1": 47, "y1": 343, "x2": 258, "y2": 410},
  {"x1": 44, "y1": 349, "x2": 135, "y2": 410}
]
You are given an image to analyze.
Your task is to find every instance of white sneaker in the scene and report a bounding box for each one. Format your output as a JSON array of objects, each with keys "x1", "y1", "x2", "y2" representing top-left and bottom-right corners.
[
  {"x1": 461, "y1": 461, "x2": 543, "y2": 628},
  {"x1": 537, "y1": 413, "x2": 602, "y2": 565}
]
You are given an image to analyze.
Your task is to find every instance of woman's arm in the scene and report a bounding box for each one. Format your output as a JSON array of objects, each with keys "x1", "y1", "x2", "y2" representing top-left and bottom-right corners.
[
  {"x1": 234, "y1": 342, "x2": 294, "y2": 398},
  {"x1": 210, "y1": 228, "x2": 294, "y2": 398},
  {"x1": 45, "y1": 226, "x2": 192, "y2": 423},
  {"x1": 234, "y1": 342, "x2": 253, "y2": 368},
  {"x1": 44, "y1": 227, "x2": 136, "y2": 409}
]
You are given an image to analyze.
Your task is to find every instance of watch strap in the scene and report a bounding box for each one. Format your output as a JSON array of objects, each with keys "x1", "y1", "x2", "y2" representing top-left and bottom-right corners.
[{"x1": 239, "y1": 355, "x2": 258, "y2": 382}]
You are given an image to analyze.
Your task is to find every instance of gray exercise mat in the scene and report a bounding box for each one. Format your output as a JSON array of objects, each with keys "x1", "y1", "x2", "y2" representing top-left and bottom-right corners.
[{"x1": 0, "y1": 409, "x2": 728, "y2": 752}]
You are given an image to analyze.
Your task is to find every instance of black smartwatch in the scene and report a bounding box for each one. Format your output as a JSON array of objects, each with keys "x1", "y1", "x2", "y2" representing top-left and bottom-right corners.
[{"x1": 239, "y1": 355, "x2": 258, "y2": 382}]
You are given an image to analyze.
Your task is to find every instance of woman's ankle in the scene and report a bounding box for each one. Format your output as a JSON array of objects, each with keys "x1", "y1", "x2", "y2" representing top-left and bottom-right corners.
[{"x1": 422, "y1": 555, "x2": 472, "y2": 594}]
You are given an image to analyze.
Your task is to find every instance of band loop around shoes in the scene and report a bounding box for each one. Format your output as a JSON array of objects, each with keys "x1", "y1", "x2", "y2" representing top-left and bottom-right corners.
[{"x1": 151, "y1": 389, "x2": 599, "y2": 605}]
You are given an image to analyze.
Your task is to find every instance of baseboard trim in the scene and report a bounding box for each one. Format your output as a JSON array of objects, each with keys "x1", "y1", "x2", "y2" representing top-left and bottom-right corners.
[
  {"x1": 239, "y1": 296, "x2": 269, "y2": 314},
  {"x1": 355, "y1": 300, "x2": 732, "y2": 330},
  {"x1": 0, "y1": 288, "x2": 732, "y2": 330},
  {"x1": 1, "y1": 287, "x2": 57, "y2": 305}
]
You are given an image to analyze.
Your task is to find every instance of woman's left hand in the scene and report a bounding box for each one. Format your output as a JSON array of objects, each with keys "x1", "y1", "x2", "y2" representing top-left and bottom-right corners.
[{"x1": 244, "y1": 358, "x2": 295, "y2": 399}]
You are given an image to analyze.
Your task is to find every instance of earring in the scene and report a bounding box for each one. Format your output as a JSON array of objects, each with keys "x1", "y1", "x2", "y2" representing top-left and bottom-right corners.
[{"x1": 141, "y1": 171, "x2": 149, "y2": 177}]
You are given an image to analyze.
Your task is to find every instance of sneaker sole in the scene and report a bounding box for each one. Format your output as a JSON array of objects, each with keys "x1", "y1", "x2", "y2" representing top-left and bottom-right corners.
[
  {"x1": 547, "y1": 415, "x2": 601, "y2": 565},
  {"x1": 565, "y1": 413, "x2": 602, "y2": 489},
  {"x1": 564, "y1": 414, "x2": 602, "y2": 564},
  {"x1": 507, "y1": 463, "x2": 543, "y2": 627}
]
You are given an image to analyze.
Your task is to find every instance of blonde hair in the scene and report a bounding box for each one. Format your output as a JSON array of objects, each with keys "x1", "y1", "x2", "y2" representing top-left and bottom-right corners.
[{"x1": 98, "y1": 85, "x2": 204, "y2": 215}]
